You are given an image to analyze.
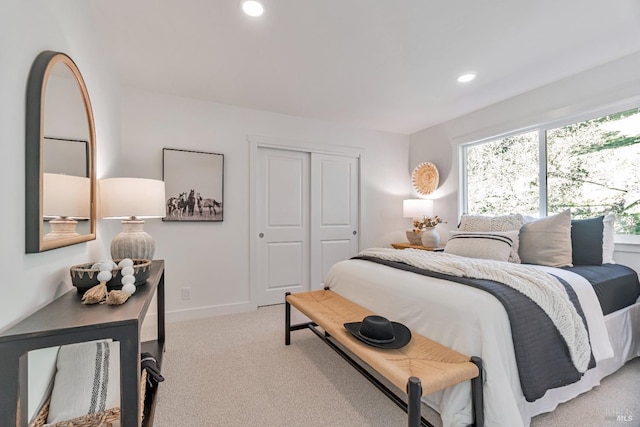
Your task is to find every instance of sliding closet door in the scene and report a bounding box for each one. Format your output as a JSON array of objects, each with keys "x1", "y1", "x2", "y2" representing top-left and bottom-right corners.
[
  {"x1": 310, "y1": 153, "x2": 359, "y2": 290},
  {"x1": 254, "y1": 146, "x2": 360, "y2": 307},
  {"x1": 255, "y1": 148, "x2": 310, "y2": 306}
]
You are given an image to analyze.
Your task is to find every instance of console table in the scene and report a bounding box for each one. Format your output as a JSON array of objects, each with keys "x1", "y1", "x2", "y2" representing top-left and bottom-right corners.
[{"x1": 0, "y1": 260, "x2": 165, "y2": 427}]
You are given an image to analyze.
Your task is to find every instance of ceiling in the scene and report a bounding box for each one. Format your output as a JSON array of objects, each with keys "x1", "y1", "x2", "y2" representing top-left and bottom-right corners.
[{"x1": 89, "y1": 0, "x2": 640, "y2": 134}]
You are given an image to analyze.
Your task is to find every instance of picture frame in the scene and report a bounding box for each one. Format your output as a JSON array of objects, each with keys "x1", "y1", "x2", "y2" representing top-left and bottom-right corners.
[
  {"x1": 162, "y1": 148, "x2": 224, "y2": 222},
  {"x1": 43, "y1": 137, "x2": 89, "y2": 177}
]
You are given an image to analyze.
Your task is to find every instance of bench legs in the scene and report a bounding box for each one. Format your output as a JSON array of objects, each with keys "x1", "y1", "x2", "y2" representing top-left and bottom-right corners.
[
  {"x1": 407, "y1": 377, "x2": 422, "y2": 427},
  {"x1": 470, "y1": 356, "x2": 484, "y2": 427},
  {"x1": 286, "y1": 292, "x2": 316, "y2": 346}
]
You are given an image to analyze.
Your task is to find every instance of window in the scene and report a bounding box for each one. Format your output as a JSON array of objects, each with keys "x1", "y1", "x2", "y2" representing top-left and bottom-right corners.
[
  {"x1": 462, "y1": 107, "x2": 640, "y2": 235},
  {"x1": 465, "y1": 131, "x2": 539, "y2": 216}
]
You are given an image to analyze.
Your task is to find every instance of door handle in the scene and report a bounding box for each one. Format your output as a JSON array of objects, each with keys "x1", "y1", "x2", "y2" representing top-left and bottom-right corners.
[
  {"x1": 353, "y1": 230, "x2": 357, "y2": 235},
  {"x1": 259, "y1": 233, "x2": 264, "y2": 238}
]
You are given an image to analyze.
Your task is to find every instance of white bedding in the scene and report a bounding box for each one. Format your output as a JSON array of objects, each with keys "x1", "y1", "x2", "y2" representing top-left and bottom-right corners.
[{"x1": 325, "y1": 257, "x2": 639, "y2": 427}]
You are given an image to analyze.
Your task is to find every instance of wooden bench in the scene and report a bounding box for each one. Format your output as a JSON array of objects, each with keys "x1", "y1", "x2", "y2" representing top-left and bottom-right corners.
[{"x1": 285, "y1": 289, "x2": 484, "y2": 427}]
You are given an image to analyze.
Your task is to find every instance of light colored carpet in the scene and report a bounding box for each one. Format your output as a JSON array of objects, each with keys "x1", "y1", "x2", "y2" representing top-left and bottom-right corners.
[{"x1": 153, "y1": 305, "x2": 639, "y2": 427}]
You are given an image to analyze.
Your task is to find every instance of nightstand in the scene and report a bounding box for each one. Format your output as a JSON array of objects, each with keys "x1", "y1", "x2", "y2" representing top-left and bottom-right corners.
[{"x1": 391, "y1": 242, "x2": 444, "y2": 251}]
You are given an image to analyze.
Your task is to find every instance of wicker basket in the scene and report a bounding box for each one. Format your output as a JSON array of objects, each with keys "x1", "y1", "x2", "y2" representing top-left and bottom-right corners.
[
  {"x1": 29, "y1": 370, "x2": 147, "y2": 427},
  {"x1": 70, "y1": 259, "x2": 152, "y2": 294}
]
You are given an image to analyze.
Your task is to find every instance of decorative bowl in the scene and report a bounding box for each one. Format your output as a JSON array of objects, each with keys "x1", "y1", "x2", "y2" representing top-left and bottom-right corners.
[
  {"x1": 405, "y1": 230, "x2": 423, "y2": 245},
  {"x1": 70, "y1": 259, "x2": 152, "y2": 294}
]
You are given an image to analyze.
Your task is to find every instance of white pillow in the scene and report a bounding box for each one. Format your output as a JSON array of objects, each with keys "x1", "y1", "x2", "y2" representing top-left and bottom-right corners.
[
  {"x1": 459, "y1": 214, "x2": 523, "y2": 263},
  {"x1": 603, "y1": 213, "x2": 615, "y2": 264},
  {"x1": 519, "y1": 209, "x2": 572, "y2": 267},
  {"x1": 47, "y1": 340, "x2": 120, "y2": 424},
  {"x1": 444, "y1": 230, "x2": 519, "y2": 262}
]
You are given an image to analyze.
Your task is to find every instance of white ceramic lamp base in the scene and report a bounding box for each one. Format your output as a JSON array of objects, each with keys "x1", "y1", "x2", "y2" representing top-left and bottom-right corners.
[{"x1": 110, "y1": 219, "x2": 155, "y2": 260}]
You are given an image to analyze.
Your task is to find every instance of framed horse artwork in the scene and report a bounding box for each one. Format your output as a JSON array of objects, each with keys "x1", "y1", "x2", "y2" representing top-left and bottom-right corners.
[{"x1": 162, "y1": 148, "x2": 224, "y2": 222}]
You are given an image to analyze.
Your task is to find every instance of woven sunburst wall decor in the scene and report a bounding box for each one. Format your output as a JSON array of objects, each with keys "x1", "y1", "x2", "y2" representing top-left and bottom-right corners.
[{"x1": 411, "y1": 162, "x2": 439, "y2": 195}]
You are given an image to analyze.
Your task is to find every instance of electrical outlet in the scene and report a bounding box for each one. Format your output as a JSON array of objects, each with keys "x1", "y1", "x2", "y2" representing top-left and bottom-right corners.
[{"x1": 181, "y1": 287, "x2": 192, "y2": 300}]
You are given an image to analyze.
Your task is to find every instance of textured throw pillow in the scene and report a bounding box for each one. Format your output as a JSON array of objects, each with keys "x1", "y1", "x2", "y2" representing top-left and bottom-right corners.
[
  {"x1": 603, "y1": 213, "x2": 615, "y2": 264},
  {"x1": 519, "y1": 209, "x2": 572, "y2": 267},
  {"x1": 571, "y1": 216, "x2": 604, "y2": 265},
  {"x1": 444, "y1": 230, "x2": 519, "y2": 262},
  {"x1": 458, "y1": 213, "x2": 523, "y2": 263},
  {"x1": 47, "y1": 340, "x2": 120, "y2": 424}
]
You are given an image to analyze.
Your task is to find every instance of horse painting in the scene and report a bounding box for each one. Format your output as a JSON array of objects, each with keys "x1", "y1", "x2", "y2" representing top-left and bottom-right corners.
[
  {"x1": 163, "y1": 148, "x2": 224, "y2": 222},
  {"x1": 196, "y1": 192, "x2": 204, "y2": 216},
  {"x1": 164, "y1": 189, "x2": 221, "y2": 221},
  {"x1": 200, "y1": 198, "x2": 222, "y2": 215},
  {"x1": 166, "y1": 197, "x2": 179, "y2": 217},
  {"x1": 186, "y1": 189, "x2": 196, "y2": 216}
]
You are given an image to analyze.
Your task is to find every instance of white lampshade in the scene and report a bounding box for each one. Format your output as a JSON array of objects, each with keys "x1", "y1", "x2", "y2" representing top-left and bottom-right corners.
[
  {"x1": 403, "y1": 199, "x2": 434, "y2": 218},
  {"x1": 99, "y1": 178, "x2": 166, "y2": 219},
  {"x1": 43, "y1": 173, "x2": 90, "y2": 219},
  {"x1": 99, "y1": 177, "x2": 166, "y2": 260}
]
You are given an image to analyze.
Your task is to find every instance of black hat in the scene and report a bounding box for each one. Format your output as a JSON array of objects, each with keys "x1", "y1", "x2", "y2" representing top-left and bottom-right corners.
[{"x1": 344, "y1": 315, "x2": 412, "y2": 349}]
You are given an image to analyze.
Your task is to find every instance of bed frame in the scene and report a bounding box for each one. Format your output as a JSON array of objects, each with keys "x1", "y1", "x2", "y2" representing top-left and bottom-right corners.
[{"x1": 285, "y1": 289, "x2": 484, "y2": 427}]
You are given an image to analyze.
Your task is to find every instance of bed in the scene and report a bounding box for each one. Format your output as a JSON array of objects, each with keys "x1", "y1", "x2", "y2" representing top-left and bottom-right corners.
[{"x1": 322, "y1": 212, "x2": 640, "y2": 427}]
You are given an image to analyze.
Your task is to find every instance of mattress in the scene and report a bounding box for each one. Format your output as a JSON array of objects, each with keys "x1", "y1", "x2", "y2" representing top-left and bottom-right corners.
[{"x1": 563, "y1": 264, "x2": 640, "y2": 315}]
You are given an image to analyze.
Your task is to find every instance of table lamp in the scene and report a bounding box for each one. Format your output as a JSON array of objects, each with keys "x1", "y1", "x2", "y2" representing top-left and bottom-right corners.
[
  {"x1": 403, "y1": 199, "x2": 434, "y2": 220},
  {"x1": 99, "y1": 177, "x2": 166, "y2": 260},
  {"x1": 43, "y1": 173, "x2": 91, "y2": 241},
  {"x1": 402, "y1": 199, "x2": 435, "y2": 245}
]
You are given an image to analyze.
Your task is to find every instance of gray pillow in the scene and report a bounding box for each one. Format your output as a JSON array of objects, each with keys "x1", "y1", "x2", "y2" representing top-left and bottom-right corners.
[
  {"x1": 519, "y1": 210, "x2": 572, "y2": 267},
  {"x1": 571, "y1": 216, "x2": 604, "y2": 265}
]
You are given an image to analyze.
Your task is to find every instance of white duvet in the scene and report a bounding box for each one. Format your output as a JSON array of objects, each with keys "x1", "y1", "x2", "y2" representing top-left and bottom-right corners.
[{"x1": 325, "y1": 256, "x2": 614, "y2": 427}]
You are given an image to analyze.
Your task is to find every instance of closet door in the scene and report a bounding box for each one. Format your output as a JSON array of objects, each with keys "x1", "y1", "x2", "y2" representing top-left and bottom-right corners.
[
  {"x1": 310, "y1": 153, "x2": 359, "y2": 290},
  {"x1": 255, "y1": 148, "x2": 310, "y2": 306},
  {"x1": 254, "y1": 147, "x2": 360, "y2": 307}
]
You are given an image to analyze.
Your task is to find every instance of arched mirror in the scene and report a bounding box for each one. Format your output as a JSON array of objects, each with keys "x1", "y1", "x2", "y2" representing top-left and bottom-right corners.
[{"x1": 26, "y1": 51, "x2": 96, "y2": 253}]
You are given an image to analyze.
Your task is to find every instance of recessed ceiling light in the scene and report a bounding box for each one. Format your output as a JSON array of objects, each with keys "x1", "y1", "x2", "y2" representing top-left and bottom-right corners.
[
  {"x1": 242, "y1": 0, "x2": 264, "y2": 17},
  {"x1": 457, "y1": 73, "x2": 477, "y2": 83}
]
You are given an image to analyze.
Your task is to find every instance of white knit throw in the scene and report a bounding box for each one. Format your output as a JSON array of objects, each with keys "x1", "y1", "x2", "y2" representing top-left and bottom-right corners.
[{"x1": 358, "y1": 248, "x2": 591, "y2": 373}]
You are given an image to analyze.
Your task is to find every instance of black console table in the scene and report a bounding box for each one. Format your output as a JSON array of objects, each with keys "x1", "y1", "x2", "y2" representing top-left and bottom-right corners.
[{"x1": 0, "y1": 260, "x2": 165, "y2": 427}]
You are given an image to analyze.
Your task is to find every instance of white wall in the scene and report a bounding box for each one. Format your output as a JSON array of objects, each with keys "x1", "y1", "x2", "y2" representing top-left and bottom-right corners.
[
  {"x1": 0, "y1": 1, "x2": 121, "y2": 330},
  {"x1": 409, "y1": 51, "x2": 640, "y2": 272},
  {"x1": 1, "y1": 0, "x2": 122, "y2": 418},
  {"x1": 119, "y1": 89, "x2": 410, "y2": 320}
]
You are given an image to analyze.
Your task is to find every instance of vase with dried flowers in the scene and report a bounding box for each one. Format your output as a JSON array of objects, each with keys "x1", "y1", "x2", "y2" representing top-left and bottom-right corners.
[
  {"x1": 405, "y1": 215, "x2": 445, "y2": 246},
  {"x1": 413, "y1": 215, "x2": 444, "y2": 248}
]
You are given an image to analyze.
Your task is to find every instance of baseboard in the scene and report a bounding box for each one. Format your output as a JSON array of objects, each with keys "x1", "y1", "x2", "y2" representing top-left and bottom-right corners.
[{"x1": 165, "y1": 301, "x2": 254, "y2": 323}]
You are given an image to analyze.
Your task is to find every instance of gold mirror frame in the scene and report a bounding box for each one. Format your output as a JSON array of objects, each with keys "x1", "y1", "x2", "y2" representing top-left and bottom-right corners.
[{"x1": 26, "y1": 51, "x2": 96, "y2": 253}]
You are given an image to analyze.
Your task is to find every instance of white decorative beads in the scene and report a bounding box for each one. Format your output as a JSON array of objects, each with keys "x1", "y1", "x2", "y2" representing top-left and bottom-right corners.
[
  {"x1": 91, "y1": 258, "x2": 136, "y2": 296},
  {"x1": 122, "y1": 283, "x2": 136, "y2": 295},
  {"x1": 118, "y1": 258, "x2": 134, "y2": 268},
  {"x1": 98, "y1": 263, "x2": 113, "y2": 271},
  {"x1": 119, "y1": 258, "x2": 136, "y2": 296},
  {"x1": 97, "y1": 270, "x2": 113, "y2": 282},
  {"x1": 121, "y1": 275, "x2": 136, "y2": 286}
]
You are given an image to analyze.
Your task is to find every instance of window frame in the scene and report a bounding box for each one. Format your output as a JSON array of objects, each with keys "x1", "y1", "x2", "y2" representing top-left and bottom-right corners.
[{"x1": 459, "y1": 97, "x2": 640, "y2": 241}]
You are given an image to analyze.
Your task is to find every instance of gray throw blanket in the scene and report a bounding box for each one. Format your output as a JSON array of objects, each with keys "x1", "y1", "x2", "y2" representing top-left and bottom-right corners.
[{"x1": 354, "y1": 254, "x2": 596, "y2": 401}]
